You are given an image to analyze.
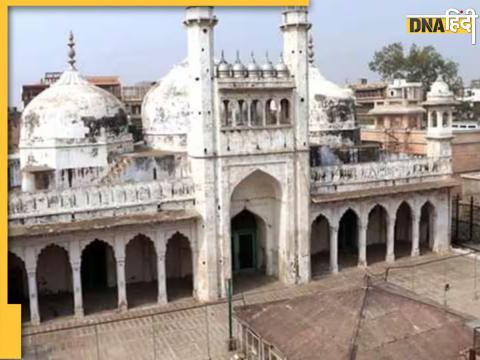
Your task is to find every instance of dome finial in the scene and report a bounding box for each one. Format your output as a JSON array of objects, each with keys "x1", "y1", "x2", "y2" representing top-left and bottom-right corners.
[
  {"x1": 250, "y1": 51, "x2": 256, "y2": 63},
  {"x1": 235, "y1": 50, "x2": 241, "y2": 64},
  {"x1": 67, "y1": 31, "x2": 76, "y2": 70},
  {"x1": 308, "y1": 33, "x2": 315, "y2": 64}
]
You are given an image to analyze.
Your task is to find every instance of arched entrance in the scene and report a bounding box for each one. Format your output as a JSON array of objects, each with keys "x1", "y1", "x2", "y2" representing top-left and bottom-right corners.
[
  {"x1": 367, "y1": 205, "x2": 388, "y2": 265},
  {"x1": 338, "y1": 209, "x2": 359, "y2": 269},
  {"x1": 8, "y1": 252, "x2": 29, "y2": 322},
  {"x1": 395, "y1": 202, "x2": 413, "y2": 259},
  {"x1": 36, "y1": 245, "x2": 73, "y2": 321},
  {"x1": 165, "y1": 233, "x2": 193, "y2": 302},
  {"x1": 420, "y1": 202, "x2": 436, "y2": 254},
  {"x1": 310, "y1": 214, "x2": 330, "y2": 277},
  {"x1": 81, "y1": 240, "x2": 117, "y2": 315},
  {"x1": 126, "y1": 235, "x2": 158, "y2": 309},
  {"x1": 230, "y1": 170, "x2": 281, "y2": 292}
]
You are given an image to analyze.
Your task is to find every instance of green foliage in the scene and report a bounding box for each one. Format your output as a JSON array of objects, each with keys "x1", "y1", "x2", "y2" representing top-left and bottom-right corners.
[{"x1": 369, "y1": 42, "x2": 463, "y2": 94}]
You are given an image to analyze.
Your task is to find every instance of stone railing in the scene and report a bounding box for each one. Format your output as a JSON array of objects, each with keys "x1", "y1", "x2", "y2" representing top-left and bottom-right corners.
[
  {"x1": 311, "y1": 156, "x2": 452, "y2": 192},
  {"x1": 9, "y1": 179, "x2": 195, "y2": 226}
]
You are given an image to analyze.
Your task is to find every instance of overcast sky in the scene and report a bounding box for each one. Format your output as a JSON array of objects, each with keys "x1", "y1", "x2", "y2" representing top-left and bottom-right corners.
[{"x1": 8, "y1": 0, "x2": 480, "y2": 107}]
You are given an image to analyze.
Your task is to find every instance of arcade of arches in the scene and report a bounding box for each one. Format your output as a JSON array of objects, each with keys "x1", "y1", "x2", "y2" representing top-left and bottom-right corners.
[
  {"x1": 8, "y1": 228, "x2": 195, "y2": 325},
  {"x1": 9, "y1": 192, "x2": 447, "y2": 325},
  {"x1": 310, "y1": 199, "x2": 439, "y2": 277}
]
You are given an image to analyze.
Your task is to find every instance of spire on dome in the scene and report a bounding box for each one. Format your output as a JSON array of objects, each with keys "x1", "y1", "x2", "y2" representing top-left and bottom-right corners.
[
  {"x1": 67, "y1": 31, "x2": 76, "y2": 70},
  {"x1": 308, "y1": 33, "x2": 314, "y2": 64}
]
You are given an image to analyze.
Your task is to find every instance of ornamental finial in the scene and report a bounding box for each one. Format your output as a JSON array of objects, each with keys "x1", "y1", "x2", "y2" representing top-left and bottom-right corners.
[{"x1": 67, "y1": 31, "x2": 76, "y2": 70}]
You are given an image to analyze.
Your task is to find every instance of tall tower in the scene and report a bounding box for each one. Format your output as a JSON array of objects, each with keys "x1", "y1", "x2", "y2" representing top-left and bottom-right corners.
[
  {"x1": 422, "y1": 75, "x2": 457, "y2": 159},
  {"x1": 184, "y1": 7, "x2": 220, "y2": 301},
  {"x1": 280, "y1": 7, "x2": 312, "y2": 283},
  {"x1": 281, "y1": 7, "x2": 310, "y2": 149}
]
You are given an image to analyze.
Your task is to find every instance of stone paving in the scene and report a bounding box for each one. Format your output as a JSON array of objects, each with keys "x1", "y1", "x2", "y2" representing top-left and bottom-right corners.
[{"x1": 19, "y1": 250, "x2": 480, "y2": 360}]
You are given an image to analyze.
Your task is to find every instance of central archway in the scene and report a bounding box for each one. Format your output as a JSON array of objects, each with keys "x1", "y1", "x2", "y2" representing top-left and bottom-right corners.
[{"x1": 230, "y1": 170, "x2": 282, "y2": 293}]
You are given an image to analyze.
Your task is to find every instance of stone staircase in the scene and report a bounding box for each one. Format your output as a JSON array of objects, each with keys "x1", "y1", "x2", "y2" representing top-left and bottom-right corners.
[{"x1": 100, "y1": 156, "x2": 133, "y2": 185}]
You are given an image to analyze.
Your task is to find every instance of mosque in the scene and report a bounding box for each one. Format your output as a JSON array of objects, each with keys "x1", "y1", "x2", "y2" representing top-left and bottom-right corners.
[{"x1": 8, "y1": 7, "x2": 456, "y2": 325}]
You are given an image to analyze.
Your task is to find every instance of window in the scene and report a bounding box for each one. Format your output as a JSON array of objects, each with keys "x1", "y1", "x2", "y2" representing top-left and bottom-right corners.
[
  {"x1": 431, "y1": 111, "x2": 438, "y2": 127},
  {"x1": 222, "y1": 100, "x2": 232, "y2": 127},
  {"x1": 265, "y1": 99, "x2": 277, "y2": 125},
  {"x1": 442, "y1": 112, "x2": 449, "y2": 127},
  {"x1": 236, "y1": 100, "x2": 248, "y2": 126},
  {"x1": 250, "y1": 100, "x2": 262, "y2": 126},
  {"x1": 279, "y1": 99, "x2": 290, "y2": 124}
]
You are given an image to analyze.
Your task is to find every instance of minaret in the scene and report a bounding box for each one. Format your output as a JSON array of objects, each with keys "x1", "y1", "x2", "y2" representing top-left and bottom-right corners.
[
  {"x1": 184, "y1": 7, "x2": 220, "y2": 301},
  {"x1": 184, "y1": 7, "x2": 217, "y2": 157},
  {"x1": 280, "y1": 7, "x2": 312, "y2": 283},
  {"x1": 422, "y1": 75, "x2": 457, "y2": 159},
  {"x1": 281, "y1": 6, "x2": 310, "y2": 149}
]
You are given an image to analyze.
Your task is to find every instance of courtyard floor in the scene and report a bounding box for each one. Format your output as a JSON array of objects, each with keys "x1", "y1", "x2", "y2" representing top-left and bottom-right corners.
[{"x1": 20, "y1": 247, "x2": 480, "y2": 360}]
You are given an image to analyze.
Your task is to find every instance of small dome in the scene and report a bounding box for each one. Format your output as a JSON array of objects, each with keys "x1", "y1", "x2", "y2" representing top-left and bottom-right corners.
[
  {"x1": 429, "y1": 75, "x2": 453, "y2": 98},
  {"x1": 217, "y1": 51, "x2": 231, "y2": 78},
  {"x1": 424, "y1": 74, "x2": 457, "y2": 106},
  {"x1": 20, "y1": 36, "x2": 128, "y2": 146},
  {"x1": 275, "y1": 54, "x2": 289, "y2": 78},
  {"x1": 262, "y1": 53, "x2": 276, "y2": 78},
  {"x1": 232, "y1": 51, "x2": 246, "y2": 78},
  {"x1": 247, "y1": 52, "x2": 261, "y2": 78}
]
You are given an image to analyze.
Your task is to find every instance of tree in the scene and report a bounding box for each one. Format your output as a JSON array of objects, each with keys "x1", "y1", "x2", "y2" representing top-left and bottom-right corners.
[{"x1": 369, "y1": 42, "x2": 463, "y2": 94}]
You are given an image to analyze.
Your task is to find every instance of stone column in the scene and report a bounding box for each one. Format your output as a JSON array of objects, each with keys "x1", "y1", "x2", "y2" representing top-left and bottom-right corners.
[
  {"x1": 358, "y1": 220, "x2": 368, "y2": 267},
  {"x1": 386, "y1": 214, "x2": 395, "y2": 263},
  {"x1": 411, "y1": 210, "x2": 421, "y2": 257},
  {"x1": 26, "y1": 267, "x2": 40, "y2": 325},
  {"x1": 116, "y1": 256, "x2": 128, "y2": 311},
  {"x1": 71, "y1": 261, "x2": 84, "y2": 318},
  {"x1": 329, "y1": 225, "x2": 339, "y2": 274},
  {"x1": 157, "y1": 252, "x2": 167, "y2": 305}
]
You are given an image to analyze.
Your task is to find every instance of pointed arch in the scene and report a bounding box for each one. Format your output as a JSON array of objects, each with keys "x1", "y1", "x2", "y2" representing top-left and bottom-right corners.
[
  {"x1": 125, "y1": 234, "x2": 158, "y2": 309},
  {"x1": 394, "y1": 201, "x2": 413, "y2": 259},
  {"x1": 8, "y1": 251, "x2": 29, "y2": 322},
  {"x1": 36, "y1": 244, "x2": 73, "y2": 321},
  {"x1": 420, "y1": 201, "x2": 436, "y2": 253},
  {"x1": 310, "y1": 213, "x2": 330, "y2": 277},
  {"x1": 366, "y1": 204, "x2": 388, "y2": 265},
  {"x1": 165, "y1": 232, "x2": 193, "y2": 301},
  {"x1": 81, "y1": 239, "x2": 117, "y2": 315}
]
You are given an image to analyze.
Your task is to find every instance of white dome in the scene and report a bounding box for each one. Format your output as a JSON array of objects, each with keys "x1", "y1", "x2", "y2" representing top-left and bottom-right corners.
[
  {"x1": 309, "y1": 64, "x2": 356, "y2": 133},
  {"x1": 424, "y1": 75, "x2": 457, "y2": 106},
  {"x1": 142, "y1": 60, "x2": 190, "y2": 137},
  {"x1": 20, "y1": 69, "x2": 128, "y2": 145}
]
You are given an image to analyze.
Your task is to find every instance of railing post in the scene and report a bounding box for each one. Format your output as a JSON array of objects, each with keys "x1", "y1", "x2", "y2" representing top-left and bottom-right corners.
[
  {"x1": 470, "y1": 196, "x2": 474, "y2": 243},
  {"x1": 455, "y1": 194, "x2": 460, "y2": 244}
]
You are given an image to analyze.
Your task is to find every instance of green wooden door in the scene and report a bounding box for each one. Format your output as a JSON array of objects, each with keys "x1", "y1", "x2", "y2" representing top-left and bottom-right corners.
[{"x1": 232, "y1": 229, "x2": 257, "y2": 273}]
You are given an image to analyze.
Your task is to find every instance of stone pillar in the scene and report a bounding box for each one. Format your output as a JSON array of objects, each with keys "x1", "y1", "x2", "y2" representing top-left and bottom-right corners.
[
  {"x1": 116, "y1": 256, "x2": 128, "y2": 311},
  {"x1": 329, "y1": 225, "x2": 338, "y2": 274},
  {"x1": 411, "y1": 210, "x2": 421, "y2": 257},
  {"x1": 386, "y1": 214, "x2": 395, "y2": 263},
  {"x1": 71, "y1": 261, "x2": 84, "y2": 318},
  {"x1": 70, "y1": 241, "x2": 84, "y2": 318},
  {"x1": 157, "y1": 252, "x2": 167, "y2": 305},
  {"x1": 358, "y1": 220, "x2": 368, "y2": 267},
  {"x1": 26, "y1": 267, "x2": 40, "y2": 325}
]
